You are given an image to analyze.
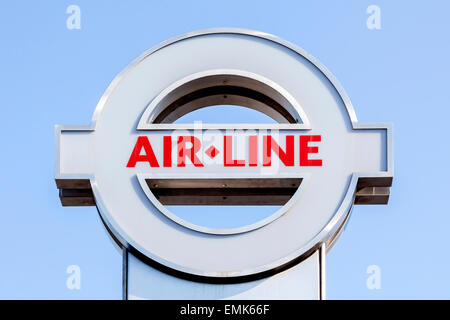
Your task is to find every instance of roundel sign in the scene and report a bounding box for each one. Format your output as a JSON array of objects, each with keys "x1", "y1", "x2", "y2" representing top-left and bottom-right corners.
[{"x1": 55, "y1": 29, "x2": 393, "y2": 279}]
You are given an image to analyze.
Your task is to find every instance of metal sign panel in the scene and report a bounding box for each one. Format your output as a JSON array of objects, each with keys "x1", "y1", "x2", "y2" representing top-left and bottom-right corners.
[{"x1": 55, "y1": 28, "x2": 393, "y2": 295}]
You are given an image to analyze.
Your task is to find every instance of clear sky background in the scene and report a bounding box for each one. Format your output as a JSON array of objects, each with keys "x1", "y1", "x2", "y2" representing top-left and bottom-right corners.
[{"x1": 1, "y1": 1, "x2": 449, "y2": 299}]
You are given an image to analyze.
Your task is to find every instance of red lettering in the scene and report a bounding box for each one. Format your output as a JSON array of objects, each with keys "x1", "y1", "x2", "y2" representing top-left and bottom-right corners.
[
  {"x1": 224, "y1": 136, "x2": 245, "y2": 166},
  {"x1": 249, "y1": 135, "x2": 258, "y2": 167},
  {"x1": 127, "y1": 134, "x2": 323, "y2": 169},
  {"x1": 177, "y1": 136, "x2": 204, "y2": 167},
  {"x1": 163, "y1": 136, "x2": 172, "y2": 167},
  {"x1": 126, "y1": 136, "x2": 159, "y2": 167},
  {"x1": 263, "y1": 135, "x2": 294, "y2": 166},
  {"x1": 300, "y1": 135, "x2": 322, "y2": 166}
]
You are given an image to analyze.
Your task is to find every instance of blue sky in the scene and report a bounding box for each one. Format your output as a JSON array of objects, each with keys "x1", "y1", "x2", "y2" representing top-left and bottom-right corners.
[{"x1": 1, "y1": 0, "x2": 449, "y2": 299}]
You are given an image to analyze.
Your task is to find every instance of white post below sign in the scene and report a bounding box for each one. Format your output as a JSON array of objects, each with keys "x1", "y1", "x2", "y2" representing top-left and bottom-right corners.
[{"x1": 125, "y1": 248, "x2": 324, "y2": 300}]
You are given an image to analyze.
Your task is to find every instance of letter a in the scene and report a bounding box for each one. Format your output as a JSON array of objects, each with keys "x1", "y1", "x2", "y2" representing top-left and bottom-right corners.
[
  {"x1": 66, "y1": 5, "x2": 81, "y2": 30},
  {"x1": 366, "y1": 5, "x2": 381, "y2": 30},
  {"x1": 127, "y1": 136, "x2": 159, "y2": 167}
]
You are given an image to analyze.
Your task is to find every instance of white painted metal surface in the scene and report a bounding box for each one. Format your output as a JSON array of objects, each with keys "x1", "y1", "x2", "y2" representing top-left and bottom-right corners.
[{"x1": 126, "y1": 250, "x2": 321, "y2": 300}]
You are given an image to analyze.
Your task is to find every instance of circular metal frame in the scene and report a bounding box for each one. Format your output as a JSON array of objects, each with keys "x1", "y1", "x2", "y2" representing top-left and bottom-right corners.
[
  {"x1": 135, "y1": 69, "x2": 310, "y2": 235},
  {"x1": 79, "y1": 28, "x2": 393, "y2": 280},
  {"x1": 143, "y1": 69, "x2": 303, "y2": 124}
]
